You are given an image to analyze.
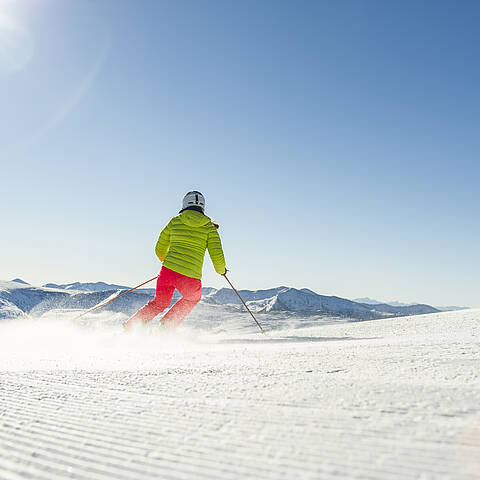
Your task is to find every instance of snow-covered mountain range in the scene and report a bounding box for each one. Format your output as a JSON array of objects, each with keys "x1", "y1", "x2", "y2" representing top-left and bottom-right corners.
[{"x1": 0, "y1": 279, "x2": 448, "y2": 321}]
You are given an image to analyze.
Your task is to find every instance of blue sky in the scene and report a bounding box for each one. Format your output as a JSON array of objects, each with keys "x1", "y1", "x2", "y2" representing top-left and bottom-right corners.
[{"x1": 1, "y1": 0, "x2": 478, "y2": 307}]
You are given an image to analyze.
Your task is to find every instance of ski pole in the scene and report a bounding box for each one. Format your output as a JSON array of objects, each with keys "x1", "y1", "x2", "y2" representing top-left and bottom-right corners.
[
  {"x1": 222, "y1": 273, "x2": 266, "y2": 335},
  {"x1": 73, "y1": 275, "x2": 158, "y2": 320}
]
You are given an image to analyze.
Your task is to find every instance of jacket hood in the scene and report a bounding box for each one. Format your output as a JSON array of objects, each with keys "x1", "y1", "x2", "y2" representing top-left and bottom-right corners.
[{"x1": 179, "y1": 209, "x2": 211, "y2": 227}]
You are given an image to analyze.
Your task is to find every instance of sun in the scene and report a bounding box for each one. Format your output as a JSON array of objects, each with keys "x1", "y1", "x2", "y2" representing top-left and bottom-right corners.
[{"x1": 0, "y1": 11, "x2": 33, "y2": 73}]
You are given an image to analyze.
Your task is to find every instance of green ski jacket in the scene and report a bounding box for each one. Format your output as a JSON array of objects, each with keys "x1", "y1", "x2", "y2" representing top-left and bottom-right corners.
[{"x1": 155, "y1": 209, "x2": 226, "y2": 279}]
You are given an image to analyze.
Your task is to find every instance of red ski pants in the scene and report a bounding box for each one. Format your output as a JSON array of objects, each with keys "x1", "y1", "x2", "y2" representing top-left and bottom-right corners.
[{"x1": 125, "y1": 267, "x2": 202, "y2": 328}]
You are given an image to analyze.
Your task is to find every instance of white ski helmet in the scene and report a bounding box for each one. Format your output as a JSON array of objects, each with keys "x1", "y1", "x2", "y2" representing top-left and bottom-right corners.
[{"x1": 182, "y1": 190, "x2": 205, "y2": 212}]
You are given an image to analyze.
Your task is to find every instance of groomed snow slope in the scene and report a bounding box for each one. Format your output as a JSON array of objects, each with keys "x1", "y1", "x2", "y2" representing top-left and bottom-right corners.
[{"x1": 0, "y1": 309, "x2": 479, "y2": 479}]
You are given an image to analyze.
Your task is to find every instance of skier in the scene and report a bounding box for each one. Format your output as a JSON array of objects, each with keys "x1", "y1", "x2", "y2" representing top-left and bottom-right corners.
[{"x1": 125, "y1": 191, "x2": 226, "y2": 329}]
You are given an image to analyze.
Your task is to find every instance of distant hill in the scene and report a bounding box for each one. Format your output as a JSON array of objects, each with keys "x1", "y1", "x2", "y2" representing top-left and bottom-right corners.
[
  {"x1": 43, "y1": 281, "x2": 131, "y2": 292},
  {"x1": 435, "y1": 305, "x2": 470, "y2": 312},
  {"x1": 353, "y1": 297, "x2": 467, "y2": 312},
  {"x1": 353, "y1": 297, "x2": 417, "y2": 307}
]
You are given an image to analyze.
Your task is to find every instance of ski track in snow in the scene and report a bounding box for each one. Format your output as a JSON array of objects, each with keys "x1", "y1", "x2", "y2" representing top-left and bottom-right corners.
[{"x1": 0, "y1": 309, "x2": 479, "y2": 480}]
